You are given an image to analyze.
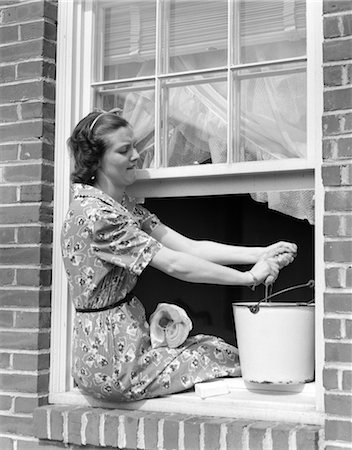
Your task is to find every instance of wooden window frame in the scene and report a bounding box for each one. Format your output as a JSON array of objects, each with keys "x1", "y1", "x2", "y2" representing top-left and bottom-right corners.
[{"x1": 50, "y1": 0, "x2": 324, "y2": 425}]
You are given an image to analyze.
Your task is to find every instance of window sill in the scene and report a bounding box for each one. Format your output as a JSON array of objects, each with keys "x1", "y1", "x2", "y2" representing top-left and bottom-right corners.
[{"x1": 49, "y1": 378, "x2": 323, "y2": 426}]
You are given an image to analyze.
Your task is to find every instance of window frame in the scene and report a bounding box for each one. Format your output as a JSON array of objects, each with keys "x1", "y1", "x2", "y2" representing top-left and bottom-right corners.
[{"x1": 50, "y1": 0, "x2": 324, "y2": 422}]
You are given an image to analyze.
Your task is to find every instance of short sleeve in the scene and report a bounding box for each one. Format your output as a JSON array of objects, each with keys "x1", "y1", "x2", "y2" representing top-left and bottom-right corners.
[
  {"x1": 90, "y1": 206, "x2": 162, "y2": 276},
  {"x1": 133, "y1": 203, "x2": 162, "y2": 234}
]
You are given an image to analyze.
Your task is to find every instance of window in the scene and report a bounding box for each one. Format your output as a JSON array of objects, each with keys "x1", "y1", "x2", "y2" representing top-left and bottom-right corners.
[{"x1": 50, "y1": 0, "x2": 324, "y2": 424}]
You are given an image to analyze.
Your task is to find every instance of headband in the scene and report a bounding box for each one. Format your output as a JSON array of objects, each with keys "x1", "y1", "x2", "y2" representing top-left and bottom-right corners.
[{"x1": 89, "y1": 108, "x2": 123, "y2": 133}]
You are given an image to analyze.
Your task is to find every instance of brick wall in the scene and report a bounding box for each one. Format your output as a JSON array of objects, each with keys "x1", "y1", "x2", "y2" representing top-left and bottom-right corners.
[
  {"x1": 0, "y1": 0, "x2": 57, "y2": 448},
  {"x1": 322, "y1": 0, "x2": 352, "y2": 448}
]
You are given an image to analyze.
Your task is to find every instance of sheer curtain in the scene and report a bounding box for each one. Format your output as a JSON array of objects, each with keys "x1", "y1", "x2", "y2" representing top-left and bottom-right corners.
[{"x1": 102, "y1": 0, "x2": 313, "y2": 223}]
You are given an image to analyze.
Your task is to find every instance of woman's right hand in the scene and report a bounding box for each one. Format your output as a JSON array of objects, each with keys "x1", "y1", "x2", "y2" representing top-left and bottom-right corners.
[{"x1": 248, "y1": 258, "x2": 280, "y2": 287}]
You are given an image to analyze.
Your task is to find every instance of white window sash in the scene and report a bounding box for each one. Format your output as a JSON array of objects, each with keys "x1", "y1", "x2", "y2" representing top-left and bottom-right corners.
[{"x1": 50, "y1": 0, "x2": 324, "y2": 416}]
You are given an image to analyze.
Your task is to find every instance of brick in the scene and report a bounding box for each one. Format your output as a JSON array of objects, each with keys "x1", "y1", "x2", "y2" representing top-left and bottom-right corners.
[
  {"x1": 324, "y1": 1, "x2": 352, "y2": 13},
  {"x1": 17, "y1": 60, "x2": 56, "y2": 80},
  {"x1": 68, "y1": 408, "x2": 91, "y2": 446},
  {"x1": 85, "y1": 410, "x2": 101, "y2": 446},
  {"x1": 4, "y1": 163, "x2": 54, "y2": 183},
  {"x1": 121, "y1": 411, "x2": 147, "y2": 450},
  {"x1": 103, "y1": 409, "x2": 120, "y2": 447},
  {"x1": 20, "y1": 184, "x2": 54, "y2": 203},
  {"x1": 143, "y1": 412, "x2": 168, "y2": 450},
  {"x1": 296, "y1": 425, "x2": 320, "y2": 450},
  {"x1": 0, "y1": 144, "x2": 18, "y2": 161},
  {"x1": 0, "y1": 395, "x2": 12, "y2": 411},
  {"x1": 1, "y1": 2, "x2": 46, "y2": 24},
  {"x1": 0, "y1": 414, "x2": 33, "y2": 435},
  {"x1": 0, "y1": 104, "x2": 18, "y2": 122},
  {"x1": 345, "y1": 318, "x2": 352, "y2": 338},
  {"x1": 0, "y1": 353, "x2": 10, "y2": 369},
  {"x1": 325, "y1": 393, "x2": 352, "y2": 416},
  {"x1": 343, "y1": 370, "x2": 352, "y2": 390},
  {"x1": 323, "y1": 113, "x2": 352, "y2": 135},
  {"x1": 225, "y1": 420, "x2": 249, "y2": 450},
  {"x1": 33, "y1": 405, "x2": 49, "y2": 439},
  {"x1": 341, "y1": 164, "x2": 352, "y2": 185},
  {"x1": 325, "y1": 241, "x2": 352, "y2": 262},
  {"x1": 15, "y1": 310, "x2": 51, "y2": 328},
  {"x1": 0, "y1": 40, "x2": 44, "y2": 63},
  {"x1": 13, "y1": 353, "x2": 50, "y2": 371},
  {"x1": 325, "y1": 267, "x2": 344, "y2": 288},
  {"x1": 271, "y1": 424, "x2": 293, "y2": 450},
  {"x1": 1, "y1": 121, "x2": 44, "y2": 142},
  {"x1": 0, "y1": 186, "x2": 16, "y2": 204},
  {"x1": 203, "y1": 418, "x2": 232, "y2": 450},
  {"x1": 322, "y1": 165, "x2": 341, "y2": 185},
  {"x1": 342, "y1": 15, "x2": 352, "y2": 36},
  {"x1": 0, "y1": 247, "x2": 42, "y2": 265},
  {"x1": 323, "y1": 137, "x2": 352, "y2": 160},
  {"x1": 0, "y1": 372, "x2": 49, "y2": 394},
  {"x1": 324, "y1": 16, "x2": 340, "y2": 38},
  {"x1": 324, "y1": 293, "x2": 352, "y2": 314},
  {"x1": 21, "y1": 21, "x2": 57, "y2": 41},
  {"x1": 0, "y1": 205, "x2": 52, "y2": 224},
  {"x1": 20, "y1": 141, "x2": 54, "y2": 161},
  {"x1": 248, "y1": 421, "x2": 271, "y2": 450},
  {"x1": 0, "y1": 288, "x2": 51, "y2": 308},
  {"x1": 324, "y1": 215, "x2": 352, "y2": 237},
  {"x1": 0, "y1": 24, "x2": 18, "y2": 43},
  {"x1": 323, "y1": 368, "x2": 339, "y2": 390},
  {"x1": 0, "y1": 436, "x2": 12, "y2": 450},
  {"x1": 324, "y1": 65, "x2": 344, "y2": 87},
  {"x1": 0, "y1": 310, "x2": 14, "y2": 327},
  {"x1": 22, "y1": 102, "x2": 55, "y2": 121},
  {"x1": 14, "y1": 395, "x2": 48, "y2": 414},
  {"x1": 18, "y1": 226, "x2": 53, "y2": 244},
  {"x1": 325, "y1": 419, "x2": 352, "y2": 442},
  {"x1": 0, "y1": 65, "x2": 15, "y2": 82},
  {"x1": 0, "y1": 81, "x2": 55, "y2": 104},
  {"x1": 0, "y1": 268, "x2": 15, "y2": 286},
  {"x1": 324, "y1": 87, "x2": 352, "y2": 111},
  {"x1": 0, "y1": 227, "x2": 16, "y2": 244},
  {"x1": 50, "y1": 407, "x2": 66, "y2": 441},
  {"x1": 163, "y1": 414, "x2": 180, "y2": 450},
  {"x1": 17, "y1": 268, "x2": 52, "y2": 288},
  {"x1": 326, "y1": 342, "x2": 352, "y2": 363},
  {"x1": 324, "y1": 39, "x2": 352, "y2": 61},
  {"x1": 0, "y1": 330, "x2": 50, "y2": 351}
]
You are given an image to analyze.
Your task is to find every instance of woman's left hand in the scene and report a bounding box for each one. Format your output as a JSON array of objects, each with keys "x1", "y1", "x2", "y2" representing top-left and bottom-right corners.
[{"x1": 262, "y1": 241, "x2": 297, "y2": 268}]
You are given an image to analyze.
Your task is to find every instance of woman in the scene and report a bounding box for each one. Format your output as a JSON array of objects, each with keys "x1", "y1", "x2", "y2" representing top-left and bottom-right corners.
[{"x1": 62, "y1": 110, "x2": 297, "y2": 401}]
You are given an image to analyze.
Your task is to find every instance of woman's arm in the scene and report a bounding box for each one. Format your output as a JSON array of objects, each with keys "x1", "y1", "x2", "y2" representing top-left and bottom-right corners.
[
  {"x1": 151, "y1": 223, "x2": 296, "y2": 265},
  {"x1": 149, "y1": 245, "x2": 279, "y2": 287}
]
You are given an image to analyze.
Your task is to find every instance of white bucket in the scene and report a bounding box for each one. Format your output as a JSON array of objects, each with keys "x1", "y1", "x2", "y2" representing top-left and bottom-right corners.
[{"x1": 232, "y1": 302, "x2": 315, "y2": 386}]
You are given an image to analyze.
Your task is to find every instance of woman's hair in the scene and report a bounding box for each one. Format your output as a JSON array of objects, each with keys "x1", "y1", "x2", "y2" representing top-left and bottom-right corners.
[{"x1": 67, "y1": 111, "x2": 130, "y2": 185}]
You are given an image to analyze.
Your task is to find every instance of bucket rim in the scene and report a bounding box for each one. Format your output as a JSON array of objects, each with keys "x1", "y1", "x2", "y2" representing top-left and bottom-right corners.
[{"x1": 232, "y1": 301, "x2": 315, "y2": 308}]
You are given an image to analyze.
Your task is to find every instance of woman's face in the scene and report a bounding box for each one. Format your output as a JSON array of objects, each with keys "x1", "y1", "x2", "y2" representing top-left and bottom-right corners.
[{"x1": 97, "y1": 126, "x2": 139, "y2": 188}]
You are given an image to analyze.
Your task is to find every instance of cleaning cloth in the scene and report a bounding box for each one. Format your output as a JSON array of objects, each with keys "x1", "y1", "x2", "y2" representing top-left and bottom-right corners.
[{"x1": 149, "y1": 303, "x2": 193, "y2": 349}]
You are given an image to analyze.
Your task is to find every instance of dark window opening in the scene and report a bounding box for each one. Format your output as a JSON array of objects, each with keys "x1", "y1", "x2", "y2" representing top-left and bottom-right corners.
[{"x1": 135, "y1": 194, "x2": 314, "y2": 346}]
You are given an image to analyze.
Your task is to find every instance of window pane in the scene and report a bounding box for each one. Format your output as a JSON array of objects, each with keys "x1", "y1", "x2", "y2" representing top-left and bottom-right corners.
[
  {"x1": 237, "y1": 63, "x2": 306, "y2": 162},
  {"x1": 96, "y1": 82, "x2": 155, "y2": 169},
  {"x1": 97, "y1": 0, "x2": 156, "y2": 81},
  {"x1": 162, "y1": 74, "x2": 227, "y2": 167},
  {"x1": 162, "y1": 0, "x2": 228, "y2": 73},
  {"x1": 239, "y1": 0, "x2": 306, "y2": 64}
]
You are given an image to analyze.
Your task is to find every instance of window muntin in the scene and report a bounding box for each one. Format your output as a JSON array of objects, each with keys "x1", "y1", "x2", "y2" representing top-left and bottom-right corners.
[{"x1": 93, "y1": 0, "x2": 308, "y2": 171}]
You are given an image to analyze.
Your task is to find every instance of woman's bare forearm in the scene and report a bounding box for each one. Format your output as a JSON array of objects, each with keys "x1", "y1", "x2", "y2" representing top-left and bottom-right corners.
[{"x1": 189, "y1": 240, "x2": 263, "y2": 265}]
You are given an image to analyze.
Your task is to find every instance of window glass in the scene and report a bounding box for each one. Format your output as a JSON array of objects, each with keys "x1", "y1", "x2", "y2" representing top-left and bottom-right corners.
[
  {"x1": 163, "y1": 0, "x2": 228, "y2": 73},
  {"x1": 162, "y1": 74, "x2": 227, "y2": 167},
  {"x1": 98, "y1": 81, "x2": 155, "y2": 169},
  {"x1": 237, "y1": 62, "x2": 307, "y2": 162},
  {"x1": 239, "y1": 0, "x2": 306, "y2": 64},
  {"x1": 99, "y1": 0, "x2": 157, "y2": 81}
]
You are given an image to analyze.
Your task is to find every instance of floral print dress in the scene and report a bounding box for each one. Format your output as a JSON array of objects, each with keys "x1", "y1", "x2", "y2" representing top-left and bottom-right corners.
[{"x1": 61, "y1": 184, "x2": 240, "y2": 401}]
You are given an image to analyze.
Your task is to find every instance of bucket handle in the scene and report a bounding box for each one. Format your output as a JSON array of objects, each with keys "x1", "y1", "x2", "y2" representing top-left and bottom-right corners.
[{"x1": 248, "y1": 279, "x2": 315, "y2": 314}]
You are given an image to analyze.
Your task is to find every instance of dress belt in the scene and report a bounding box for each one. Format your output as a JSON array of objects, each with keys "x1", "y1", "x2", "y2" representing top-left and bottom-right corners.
[{"x1": 75, "y1": 291, "x2": 135, "y2": 313}]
